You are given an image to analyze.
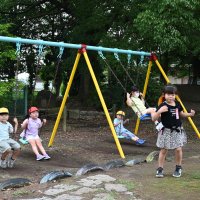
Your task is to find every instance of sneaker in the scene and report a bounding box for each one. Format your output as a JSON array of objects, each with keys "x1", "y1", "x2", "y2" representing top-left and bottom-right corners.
[
  {"x1": 43, "y1": 154, "x2": 51, "y2": 160},
  {"x1": 156, "y1": 122, "x2": 164, "y2": 132},
  {"x1": 156, "y1": 167, "x2": 164, "y2": 178},
  {"x1": 36, "y1": 154, "x2": 45, "y2": 161},
  {"x1": 7, "y1": 158, "x2": 16, "y2": 168},
  {"x1": 136, "y1": 139, "x2": 146, "y2": 145},
  {"x1": 0, "y1": 159, "x2": 7, "y2": 168},
  {"x1": 173, "y1": 165, "x2": 182, "y2": 178}
]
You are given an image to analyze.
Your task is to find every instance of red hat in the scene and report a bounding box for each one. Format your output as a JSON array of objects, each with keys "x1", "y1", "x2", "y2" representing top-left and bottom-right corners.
[{"x1": 29, "y1": 107, "x2": 39, "y2": 113}]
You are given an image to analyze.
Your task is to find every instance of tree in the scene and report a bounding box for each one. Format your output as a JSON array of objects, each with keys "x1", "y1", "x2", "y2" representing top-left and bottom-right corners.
[
  {"x1": 0, "y1": 23, "x2": 16, "y2": 80},
  {"x1": 134, "y1": 0, "x2": 200, "y2": 75}
]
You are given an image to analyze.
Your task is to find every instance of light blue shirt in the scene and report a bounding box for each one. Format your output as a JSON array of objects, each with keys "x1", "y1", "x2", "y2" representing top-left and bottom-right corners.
[
  {"x1": 113, "y1": 118, "x2": 126, "y2": 135},
  {"x1": 0, "y1": 121, "x2": 13, "y2": 141}
]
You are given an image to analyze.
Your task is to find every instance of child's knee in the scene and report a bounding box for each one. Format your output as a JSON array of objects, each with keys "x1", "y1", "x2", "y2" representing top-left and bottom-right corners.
[
  {"x1": 160, "y1": 149, "x2": 168, "y2": 154},
  {"x1": 175, "y1": 147, "x2": 182, "y2": 152},
  {"x1": 4, "y1": 148, "x2": 12, "y2": 153},
  {"x1": 150, "y1": 108, "x2": 156, "y2": 113}
]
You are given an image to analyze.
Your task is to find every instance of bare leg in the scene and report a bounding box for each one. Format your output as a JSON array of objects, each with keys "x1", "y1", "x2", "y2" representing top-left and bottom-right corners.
[
  {"x1": 1, "y1": 149, "x2": 11, "y2": 160},
  {"x1": 35, "y1": 138, "x2": 47, "y2": 155},
  {"x1": 131, "y1": 136, "x2": 139, "y2": 141},
  {"x1": 145, "y1": 107, "x2": 156, "y2": 114},
  {"x1": 175, "y1": 147, "x2": 182, "y2": 166},
  {"x1": 141, "y1": 108, "x2": 157, "y2": 121},
  {"x1": 158, "y1": 149, "x2": 168, "y2": 168},
  {"x1": 28, "y1": 139, "x2": 40, "y2": 156},
  {"x1": 11, "y1": 149, "x2": 20, "y2": 160}
]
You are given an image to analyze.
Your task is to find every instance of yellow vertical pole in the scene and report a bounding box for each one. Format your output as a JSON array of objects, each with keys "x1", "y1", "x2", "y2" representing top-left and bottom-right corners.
[
  {"x1": 134, "y1": 60, "x2": 153, "y2": 134},
  {"x1": 154, "y1": 58, "x2": 200, "y2": 139},
  {"x1": 83, "y1": 50, "x2": 125, "y2": 158},
  {"x1": 48, "y1": 52, "x2": 82, "y2": 147}
]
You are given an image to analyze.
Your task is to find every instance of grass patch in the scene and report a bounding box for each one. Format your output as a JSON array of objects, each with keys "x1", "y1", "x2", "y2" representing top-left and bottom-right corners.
[
  {"x1": 151, "y1": 171, "x2": 200, "y2": 195},
  {"x1": 117, "y1": 179, "x2": 135, "y2": 190},
  {"x1": 107, "y1": 191, "x2": 118, "y2": 200},
  {"x1": 12, "y1": 189, "x2": 30, "y2": 197},
  {"x1": 190, "y1": 171, "x2": 200, "y2": 180}
]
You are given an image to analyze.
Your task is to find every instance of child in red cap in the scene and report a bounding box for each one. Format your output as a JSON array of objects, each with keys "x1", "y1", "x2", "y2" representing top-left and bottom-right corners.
[{"x1": 21, "y1": 107, "x2": 50, "y2": 161}]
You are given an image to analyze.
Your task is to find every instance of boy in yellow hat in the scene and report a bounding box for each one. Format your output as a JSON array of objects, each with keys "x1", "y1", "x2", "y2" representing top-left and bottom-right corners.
[
  {"x1": 0, "y1": 107, "x2": 20, "y2": 168},
  {"x1": 113, "y1": 110, "x2": 145, "y2": 145}
]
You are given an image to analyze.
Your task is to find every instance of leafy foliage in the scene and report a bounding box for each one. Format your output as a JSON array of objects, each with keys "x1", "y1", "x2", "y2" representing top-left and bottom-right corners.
[{"x1": 0, "y1": 0, "x2": 199, "y2": 109}]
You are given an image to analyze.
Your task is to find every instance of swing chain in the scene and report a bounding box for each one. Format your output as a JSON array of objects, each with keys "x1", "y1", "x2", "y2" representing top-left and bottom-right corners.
[
  {"x1": 37, "y1": 44, "x2": 44, "y2": 60},
  {"x1": 127, "y1": 53, "x2": 131, "y2": 65},
  {"x1": 46, "y1": 46, "x2": 64, "y2": 117},
  {"x1": 98, "y1": 51, "x2": 106, "y2": 60},
  {"x1": 15, "y1": 42, "x2": 21, "y2": 57},
  {"x1": 114, "y1": 52, "x2": 120, "y2": 61},
  {"x1": 57, "y1": 46, "x2": 64, "y2": 58},
  {"x1": 139, "y1": 55, "x2": 144, "y2": 66}
]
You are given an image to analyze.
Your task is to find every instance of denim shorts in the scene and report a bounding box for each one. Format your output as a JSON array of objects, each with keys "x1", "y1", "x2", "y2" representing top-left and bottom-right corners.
[{"x1": 0, "y1": 138, "x2": 21, "y2": 153}]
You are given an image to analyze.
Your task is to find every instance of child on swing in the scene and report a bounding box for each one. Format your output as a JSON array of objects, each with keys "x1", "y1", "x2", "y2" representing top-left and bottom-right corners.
[
  {"x1": 126, "y1": 85, "x2": 156, "y2": 119},
  {"x1": 113, "y1": 110, "x2": 145, "y2": 145},
  {"x1": 152, "y1": 84, "x2": 195, "y2": 178},
  {"x1": 21, "y1": 107, "x2": 51, "y2": 161},
  {"x1": 0, "y1": 107, "x2": 21, "y2": 168},
  {"x1": 126, "y1": 85, "x2": 163, "y2": 131}
]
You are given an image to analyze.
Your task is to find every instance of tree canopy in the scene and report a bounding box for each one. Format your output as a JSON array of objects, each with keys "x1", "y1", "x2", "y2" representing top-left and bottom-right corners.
[{"x1": 0, "y1": 0, "x2": 199, "y2": 109}]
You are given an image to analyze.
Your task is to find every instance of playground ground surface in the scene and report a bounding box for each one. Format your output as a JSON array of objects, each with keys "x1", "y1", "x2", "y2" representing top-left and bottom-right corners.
[{"x1": 0, "y1": 109, "x2": 200, "y2": 200}]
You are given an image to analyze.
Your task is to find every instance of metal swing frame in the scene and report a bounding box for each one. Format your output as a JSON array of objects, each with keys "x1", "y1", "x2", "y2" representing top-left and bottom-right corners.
[{"x1": 0, "y1": 36, "x2": 199, "y2": 159}]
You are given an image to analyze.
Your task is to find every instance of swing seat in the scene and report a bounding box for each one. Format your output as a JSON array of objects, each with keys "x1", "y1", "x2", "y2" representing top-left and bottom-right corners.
[
  {"x1": 19, "y1": 137, "x2": 29, "y2": 145},
  {"x1": 117, "y1": 135, "x2": 125, "y2": 139},
  {"x1": 117, "y1": 135, "x2": 146, "y2": 145},
  {"x1": 139, "y1": 113, "x2": 151, "y2": 121}
]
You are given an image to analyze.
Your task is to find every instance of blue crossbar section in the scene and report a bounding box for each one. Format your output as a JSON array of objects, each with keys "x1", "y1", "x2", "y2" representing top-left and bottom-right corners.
[
  {"x1": 0, "y1": 36, "x2": 151, "y2": 57},
  {"x1": 140, "y1": 113, "x2": 151, "y2": 121}
]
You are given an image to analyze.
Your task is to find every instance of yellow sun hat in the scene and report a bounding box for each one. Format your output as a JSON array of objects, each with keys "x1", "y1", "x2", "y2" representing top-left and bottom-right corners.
[
  {"x1": 116, "y1": 110, "x2": 125, "y2": 116},
  {"x1": 0, "y1": 107, "x2": 9, "y2": 114}
]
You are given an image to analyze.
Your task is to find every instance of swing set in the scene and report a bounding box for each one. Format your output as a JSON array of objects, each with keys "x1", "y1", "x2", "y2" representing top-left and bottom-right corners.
[
  {"x1": 98, "y1": 51, "x2": 152, "y2": 122},
  {"x1": 0, "y1": 36, "x2": 199, "y2": 159}
]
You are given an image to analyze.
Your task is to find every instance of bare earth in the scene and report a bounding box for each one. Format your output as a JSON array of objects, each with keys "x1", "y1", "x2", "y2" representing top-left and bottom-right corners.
[{"x1": 0, "y1": 114, "x2": 200, "y2": 200}]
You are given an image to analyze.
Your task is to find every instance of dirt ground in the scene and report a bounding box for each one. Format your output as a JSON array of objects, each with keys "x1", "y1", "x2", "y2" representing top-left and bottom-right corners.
[{"x1": 0, "y1": 112, "x2": 200, "y2": 200}]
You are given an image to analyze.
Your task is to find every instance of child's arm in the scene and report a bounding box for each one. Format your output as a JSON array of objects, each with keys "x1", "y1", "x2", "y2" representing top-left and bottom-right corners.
[
  {"x1": 126, "y1": 93, "x2": 133, "y2": 107},
  {"x1": 180, "y1": 109, "x2": 195, "y2": 118},
  {"x1": 113, "y1": 118, "x2": 122, "y2": 127},
  {"x1": 41, "y1": 119, "x2": 47, "y2": 126},
  {"x1": 123, "y1": 119, "x2": 130, "y2": 124},
  {"x1": 152, "y1": 105, "x2": 168, "y2": 121},
  {"x1": 139, "y1": 93, "x2": 145, "y2": 104},
  {"x1": 13, "y1": 117, "x2": 18, "y2": 133},
  {"x1": 21, "y1": 119, "x2": 29, "y2": 129},
  {"x1": 114, "y1": 121, "x2": 121, "y2": 127}
]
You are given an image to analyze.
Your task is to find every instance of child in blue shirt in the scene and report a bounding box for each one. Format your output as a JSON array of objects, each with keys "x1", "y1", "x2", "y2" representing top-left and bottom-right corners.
[
  {"x1": 0, "y1": 107, "x2": 20, "y2": 168},
  {"x1": 113, "y1": 111, "x2": 145, "y2": 145}
]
